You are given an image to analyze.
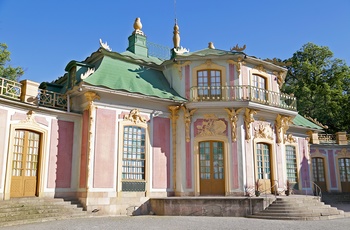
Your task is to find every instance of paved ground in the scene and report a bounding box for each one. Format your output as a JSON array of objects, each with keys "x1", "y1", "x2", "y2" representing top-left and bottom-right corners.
[
  {"x1": 1, "y1": 215, "x2": 350, "y2": 230},
  {"x1": 1, "y1": 202, "x2": 349, "y2": 230}
]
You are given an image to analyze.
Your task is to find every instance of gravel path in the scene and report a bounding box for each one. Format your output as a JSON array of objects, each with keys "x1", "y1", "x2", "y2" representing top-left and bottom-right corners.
[{"x1": 2, "y1": 215, "x2": 350, "y2": 230}]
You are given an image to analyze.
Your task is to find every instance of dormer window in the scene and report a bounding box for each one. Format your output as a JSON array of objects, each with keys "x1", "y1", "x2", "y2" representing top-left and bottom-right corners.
[{"x1": 197, "y1": 70, "x2": 222, "y2": 100}]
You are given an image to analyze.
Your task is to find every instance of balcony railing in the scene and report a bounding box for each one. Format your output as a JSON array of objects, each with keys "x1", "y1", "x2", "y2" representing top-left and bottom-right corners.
[
  {"x1": 0, "y1": 77, "x2": 21, "y2": 100},
  {"x1": 190, "y1": 85, "x2": 297, "y2": 111},
  {"x1": 318, "y1": 134, "x2": 336, "y2": 143},
  {"x1": 37, "y1": 89, "x2": 67, "y2": 110}
]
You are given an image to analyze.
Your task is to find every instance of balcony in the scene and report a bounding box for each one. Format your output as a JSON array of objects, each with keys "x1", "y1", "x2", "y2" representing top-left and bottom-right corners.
[
  {"x1": 0, "y1": 76, "x2": 67, "y2": 110},
  {"x1": 190, "y1": 85, "x2": 297, "y2": 111}
]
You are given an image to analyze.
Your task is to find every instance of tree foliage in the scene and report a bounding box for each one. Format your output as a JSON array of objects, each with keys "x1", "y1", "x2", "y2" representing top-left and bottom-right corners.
[
  {"x1": 0, "y1": 43, "x2": 24, "y2": 81},
  {"x1": 282, "y1": 42, "x2": 350, "y2": 133}
]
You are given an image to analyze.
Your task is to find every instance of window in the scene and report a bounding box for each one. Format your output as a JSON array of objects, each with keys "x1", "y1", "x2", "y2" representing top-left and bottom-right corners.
[
  {"x1": 338, "y1": 158, "x2": 350, "y2": 182},
  {"x1": 122, "y1": 126, "x2": 145, "y2": 180},
  {"x1": 312, "y1": 157, "x2": 325, "y2": 182},
  {"x1": 256, "y1": 143, "x2": 270, "y2": 179},
  {"x1": 252, "y1": 74, "x2": 266, "y2": 101},
  {"x1": 286, "y1": 145, "x2": 298, "y2": 183},
  {"x1": 197, "y1": 70, "x2": 221, "y2": 100}
]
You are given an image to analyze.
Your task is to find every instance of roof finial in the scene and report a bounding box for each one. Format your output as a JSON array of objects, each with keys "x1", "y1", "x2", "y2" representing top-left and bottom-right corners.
[
  {"x1": 173, "y1": 19, "x2": 180, "y2": 48},
  {"x1": 208, "y1": 42, "x2": 215, "y2": 49},
  {"x1": 133, "y1": 17, "x2": 144, "y2": 35}
]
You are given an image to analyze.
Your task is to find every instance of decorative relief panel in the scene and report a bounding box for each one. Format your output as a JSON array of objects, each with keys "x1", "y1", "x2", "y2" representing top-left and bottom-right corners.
[
  {"x1": 337, "y1": 148, "x2": 350, "y2": 157},
  {"x1": 123, "y1": 109, "x2": 147, "y2": 124},
  {"x1": 254, "y1": 122, "x2": 274, "y2": 140},
  {"x1": 285, "y1": 134, "x2": 297, "y2": 144},
  {"x1": 195, "y1": 114, "x2": 227, "y2": 137}
]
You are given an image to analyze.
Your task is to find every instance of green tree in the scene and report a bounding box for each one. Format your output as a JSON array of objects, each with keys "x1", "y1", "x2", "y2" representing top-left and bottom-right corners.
[
  {"x1": 282, "y1": 42, "x2": 350, "y2": 133},
  {"x1": 0, "y1": 43, "x2": 24, "y2": 81}
]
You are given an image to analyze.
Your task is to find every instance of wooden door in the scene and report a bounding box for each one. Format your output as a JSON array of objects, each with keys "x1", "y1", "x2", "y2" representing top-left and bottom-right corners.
[
  {"x1": 256, "y1": 143, "x2": 272, "y2": 193},
  {"x1": 199, "y1": 141, "x2": 225, "y2": 195},
  {"x1": 11, "y1": 130, "x2": 40, "y2": 197},
  {"x1": 338, "y1": 158, "x2": 350, "y2": 192},
  {"x1": 312, "y1": 157, "x2": 327, "y2": 192}
]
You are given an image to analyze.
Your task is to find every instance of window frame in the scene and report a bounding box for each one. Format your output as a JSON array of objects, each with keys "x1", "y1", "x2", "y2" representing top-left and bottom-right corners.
[{"x1": 197, "y1": 69, "x2": 222, "y2": 100}]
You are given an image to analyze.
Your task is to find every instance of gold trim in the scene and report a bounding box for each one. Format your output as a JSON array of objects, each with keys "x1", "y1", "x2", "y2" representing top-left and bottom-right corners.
[
  {"x1": 230, "y1": 44, "x2": 246, "y2": 52},
  {"x1": 272, "y1": 71, "x2": 285, "y2": 89},
  {"x1": 227, "y1": 58, "x2": 245, "y2": 78},
  {"x1": 224, "y1": 108, "x2": 242, "y2": 142},
  {"x1": 244, "y1": 108, "x2": 258, "y2": 140},
  {"x1": 285, "y1": 134, "x2": 297, "y2": 143},
  {"x1": 254, "y1": 64, "x2": 266, "y2": 73},
  {"x1": 254, "y1": 123, "x2": 273, "y2": 140}
]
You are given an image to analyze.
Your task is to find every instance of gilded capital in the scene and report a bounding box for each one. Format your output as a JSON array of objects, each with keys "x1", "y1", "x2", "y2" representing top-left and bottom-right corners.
[{"x1": 275, "y1": 114, "x2": 292, "y2": 144}]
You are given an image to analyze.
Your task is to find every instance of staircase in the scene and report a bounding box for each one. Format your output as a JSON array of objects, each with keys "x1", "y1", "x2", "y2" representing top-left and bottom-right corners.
[
  {"x1": 247, "y1": 195, "x2": 349, "y2": 220},
  {"x1": 0, "y1": 197, "x2": 88, "y2": 227}
]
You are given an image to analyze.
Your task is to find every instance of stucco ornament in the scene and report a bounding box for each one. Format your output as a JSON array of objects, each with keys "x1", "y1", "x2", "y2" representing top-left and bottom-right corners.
[
  {"x1": 197, "y1": 114, "x2": 226, "y2": 137},
  {"x1": 124, "y1": 109, "x2": 147, "y2": 124},
  {"x1": 99, "y1": 39, "x2": 112, "y2": 51},
  {"x1": 19, "y1": 110, "x2": 38, "y2": 126},
  {"x1": 285, "y1": 134, "x2": 297, "y2": 143},
  {"x1": 275, "y1": 114, "x2": 293, "y2": 144},
  {"x1": 227, "y1": 57, "x2": 245, "y2": 78},
  {"x1": 338, "y1": 148, "x2": 350, "y2": 157},
  {"x1": 244, "y1": 108, "x2": 258, "y2": 140},
  {"x1": 225, "y1": 108, "x2": 242, "y2": 142},
  {"x1": 168, "y1": 105, "x2": 180, "y2": 190},
  {"x1": 181, "y1": 106, "x2": 197, "y2": 142},
  {"x1": 230, "y1": 44, "x2": 246, "y2": 52},
  {"x1": 254, "y1": 123, "x2": 273, "y2": 140}
]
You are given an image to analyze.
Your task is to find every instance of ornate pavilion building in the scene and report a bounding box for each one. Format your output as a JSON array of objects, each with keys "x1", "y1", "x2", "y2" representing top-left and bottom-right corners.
[{"x1": 1, "y1": 18, "x2": 348, "y2": 215}]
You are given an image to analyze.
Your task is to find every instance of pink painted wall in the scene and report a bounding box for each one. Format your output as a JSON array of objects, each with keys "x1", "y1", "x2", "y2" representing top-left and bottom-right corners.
[
  {"x1": 79, "y1": 110, "x2": 89, "y2": 188},
  {"x1": 93, "y1": 109, "x2": 116, "y2": 188},
  {"x1": 241, "y1": 66, "x2": 249, "y2": 85},
  {"x1": 229, "y1": 64, "x2": 235, "y2": 99},
  {"x1": 328, "y1": 150, "x2": 337, "y2": 188},
  {"x1": 186, "y1": 141, "x2": 192, "y2": 189},
  {"x1": 299, "y1": 139, "x2": 311, "y2": 188},
  {"x1": 48, "y1": 120, "x2": 74, "y2": 188},
  {"x1": 152, "y1": 117, "x2": 171, "y2": 189},
  {"x1": 0, "y1": 109, "x2": 8, "y2": 187},
  {"x1": 185, "y1": 65, "x2": 190, "y2": 99},
  {"x1": 231, "y1": 141, "x2": 239, "y2": 189}
]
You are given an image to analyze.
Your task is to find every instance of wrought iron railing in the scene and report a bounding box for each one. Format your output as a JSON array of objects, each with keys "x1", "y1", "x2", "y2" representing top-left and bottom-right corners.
[
  {"x1": 318, "y1": 134, "x2": 336, "y2": 143},
  {"x1": 190, "y1": 85, "x2": 297, "y2": 111},
  {"x1": 37, "y1": 89, "x2": 67, "y2": 110},
  {"x1": 0, "y1": 76, "x2": 21, "y2": 100},
  {"x1": 146, "y1": 41, "x2": 171, "y2": 60}
]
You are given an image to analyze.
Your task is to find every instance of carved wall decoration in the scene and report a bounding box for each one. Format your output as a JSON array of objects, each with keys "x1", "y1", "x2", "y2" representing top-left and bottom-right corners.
[
  {"x1": 254, "y1": 64, "x2": 266, "y2": 73},
  {"x1": 124, "y1": 109, "x2": 147, "y2": 124},
  {"x1": 227, "y1": 57, "x2": 245, "y2": 77},
  {"x1": 225, "y1": 108, "x2": 242, "y2": 142},
  {"x1": 84, "y1": 91, "x2": 100, "y2": 111},
  {"x1": 285, "y1": 133, "x2": 297, "y2": 143},
  {"x1": 175, "y1": 61, "x2": 191, "y2": 79},
  {"x1": 205, "y1": 59, "x2": 213, "y2": 67},
  {"x1": 254, "y1": 123, "x2": 273, "y2": 140},
  {"x1": 244, "y1": 108, "x2": 258, "y2": 140},
  {"x1": 275, "y1": 114, "x2": 292, "y2": 144},
  {"x1": 337, "y1": 148, "x2": 350, "y2": 157},
  {"x1": 168, "y1": 105, "x2": 180, "y2": 190},
  {"x1": 19, "y1": 110, "x2": 39, "y2": 126},
  {"x1": 196, "y1": 114, "x2": 226, "y2": 137},
  {"x1": 181, "y1": 106, "x2": 196, "y2": 142}
]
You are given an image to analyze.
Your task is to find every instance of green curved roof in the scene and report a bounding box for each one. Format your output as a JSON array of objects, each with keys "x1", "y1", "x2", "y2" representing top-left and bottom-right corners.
[
  {"x1": 292, "y1": 114, "x2": 323, "y2": 130},
  {"x1": 84, "y1": 56, "x2": 185, "y2": 102},
  {"x1": 177, "y1": 48, "x2": 243, "y2": 57}
]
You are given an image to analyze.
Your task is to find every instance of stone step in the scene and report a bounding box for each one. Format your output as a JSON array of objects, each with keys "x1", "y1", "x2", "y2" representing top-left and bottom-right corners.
[
  {"x1": 247, "y1": 214, "x2": 346, "y2": 221},
  {"x1": 0, "y1": 197, "x2": 87, "y2": 227}
]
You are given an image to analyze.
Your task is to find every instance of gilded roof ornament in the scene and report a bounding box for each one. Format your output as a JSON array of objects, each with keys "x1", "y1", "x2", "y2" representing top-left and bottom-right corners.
[
  {"x1": 208, "y1": 42, "x2": 215, "y2": 49},
  {"x1": 99, "y1": 39, "x2": 112, "y2": 51},
  {"x1": 133, "y1": 17, "x2": 144, "y2": 35},
  {"x1": 124, "y1": 109, "x2": 147, "y2": 124},
  {"x1": 304, "y1": 115, "x2": 328, "y2": 129},
  {"x1": 81, "y1": 68, "x2": 95, "y2": 80},
  {"x1": 230, "y1": 44, "x2": 246, "y2": 52},
  {"x1": 172, "y1": 20, "x2": 189, "y2": 54}
]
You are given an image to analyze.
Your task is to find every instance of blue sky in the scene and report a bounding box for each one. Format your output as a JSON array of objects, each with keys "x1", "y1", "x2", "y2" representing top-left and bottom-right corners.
[{"x1": 1, "y1": 0, "x2": 349, "y2": 83}]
